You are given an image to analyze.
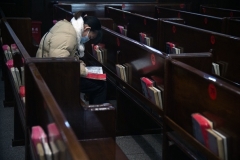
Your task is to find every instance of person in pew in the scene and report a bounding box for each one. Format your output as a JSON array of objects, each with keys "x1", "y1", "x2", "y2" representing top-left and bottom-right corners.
[{"x1": 36, "y1": 11, "x2": 107, "y2": 104}]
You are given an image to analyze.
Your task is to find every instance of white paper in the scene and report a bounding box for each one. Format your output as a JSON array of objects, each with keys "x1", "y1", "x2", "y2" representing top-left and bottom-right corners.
[{"x1": 86, "y1": 66, "x2": 103, "y2": 74}]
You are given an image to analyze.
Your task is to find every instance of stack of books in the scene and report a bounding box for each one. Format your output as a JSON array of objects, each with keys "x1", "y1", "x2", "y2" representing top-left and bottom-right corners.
[
  {"x1": 191, "y1": 113, "x2": 229, "y2": 160},
  {"x1": 118, "y1": 25, "x2": 127, "y2": 36},
  {"x1": 166, "y1": 42, "x2": 184, "y2": 54},
  {"x1": 92, "y1": 43, "x2": 107, "y2": 64},
  {"x1": 115, "y1": 63, "x2": 132, "y2": 84},
  {"x1": 140, "y1": 77, "x2": 163, "y2": 110},
  {"x1": 212, "y1": 61, "x2": 228, "y2": 76},
  {"x1": 2, "y1": 44, "x2": 13, "y2": 60},
  {"x1": 3, "y1": 44, "x2": 25, "y2": 103},
  {"x1": 139, "y1": 32, "x2": 153, "y2": 47},
  {"x1": 31, "y1": 123, "x2": 67, "y2": 160},
  {"x1": 85, "y1": 66, "x2": 106, "y2": 81}
]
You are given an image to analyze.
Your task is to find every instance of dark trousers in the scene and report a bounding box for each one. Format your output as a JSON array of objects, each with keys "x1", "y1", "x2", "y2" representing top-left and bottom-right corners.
[{"x1": 80, "y1": 78, "x2": 107, "y2": 104}]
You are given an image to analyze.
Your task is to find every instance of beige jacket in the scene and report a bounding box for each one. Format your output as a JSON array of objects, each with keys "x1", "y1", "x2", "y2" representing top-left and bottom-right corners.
[{"x1": 36, "y1": 18, "x2": 88, "y2": 76}]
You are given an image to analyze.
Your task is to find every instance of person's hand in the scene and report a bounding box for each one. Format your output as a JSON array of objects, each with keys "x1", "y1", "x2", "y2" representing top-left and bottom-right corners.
[{"x1": 80, "y1": 60, "x2": 86, "y2": 66}]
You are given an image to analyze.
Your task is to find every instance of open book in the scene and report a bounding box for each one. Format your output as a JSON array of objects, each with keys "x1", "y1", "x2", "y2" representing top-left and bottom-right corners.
[{"x1": 85, "y1": 66, "x2": 106, "y2": 81}]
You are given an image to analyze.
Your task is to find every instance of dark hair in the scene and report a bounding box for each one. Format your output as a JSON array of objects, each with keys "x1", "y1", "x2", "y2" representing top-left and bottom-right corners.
[{"x1": 74, "y1": 11, "x2": 102, "y2": 44}]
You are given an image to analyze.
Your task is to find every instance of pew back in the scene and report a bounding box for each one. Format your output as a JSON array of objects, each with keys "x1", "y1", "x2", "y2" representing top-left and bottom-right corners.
[
  {"x1": 105, "y1": 6, "x2": 184, "y2": 50},
  {"x1": 25, "y1": 61, "x2": 89, "y2": 160},
  {"x1": 164, "y1": 58, "x2": 240, "y2": 160},
  {"x1": 159, "y1": 20, "x2": 240, "y2": 85},
  {"x1": 200, "y1": 5, "x2": 240, "y2": 18},
  {"x1": 155, "y1": 6, "x2": 225, "y2": 33}
]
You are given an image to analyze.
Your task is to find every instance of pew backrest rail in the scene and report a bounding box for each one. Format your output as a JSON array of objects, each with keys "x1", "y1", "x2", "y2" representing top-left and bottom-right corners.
[
  {"x1": 200, "y1": 5, "x2": 240, "y2": 18},
  {"x1": 155, "y1": 6, "x2": 225, "y2": 33}
]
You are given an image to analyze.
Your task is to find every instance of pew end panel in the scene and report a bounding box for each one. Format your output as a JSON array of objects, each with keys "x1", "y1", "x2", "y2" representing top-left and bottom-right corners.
[
  {"x1": 163, "y1": 58, "x2": 240, "y2": 160},
  {"x1": 25, "y1": 62, "x2": 89, "y2": 160},
  {"x1": 25, "y1": 57, "x2": 128, "y2": 160},
  {"x1": 29, "y1": 57, "x2": 116, "y2": 140}
]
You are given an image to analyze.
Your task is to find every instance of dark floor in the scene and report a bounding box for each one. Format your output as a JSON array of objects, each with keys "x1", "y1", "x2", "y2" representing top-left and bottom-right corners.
[{"x1": 0, "y1": 64, "x2": 163, "y2": 160}]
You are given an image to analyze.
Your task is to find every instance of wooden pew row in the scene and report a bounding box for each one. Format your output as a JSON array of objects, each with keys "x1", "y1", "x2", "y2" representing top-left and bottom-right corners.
[
  {"x1": 105, "y1": 6, "x2": 184, "y2": 50},
  {"x1": 0, "y1": 17, "x2": 34, "y2": 146},
  {"x1": 84, "y1": 26, "x2": 213, "y2": 136},
  {"x1": 1, "y1": 17, "x2": 33, "y2": 107},
  {"x1": 24, "y1": 61, "x2": 89, "y2": 160},
  {"x1": 25, "y1": 58, "x2": 128, "y2": 160},
  {"x1": 0, "y1": 16, "x2": 53, "y2": 109},
  {"x1": 200, "y1": 5, "x2": 240, "y2": 18},
  {"x1": 158, "y1": 20, "x2": 240, "y2": 85},
  {"x1": 163, "y1": 57, "x2": 240, "y2": 160},
  {"x1": 55, "y1": 2, "x2": 192, "y2": 17},
  {"x1": 155, "y1": 6, "x2": 226, "y2": 33}
]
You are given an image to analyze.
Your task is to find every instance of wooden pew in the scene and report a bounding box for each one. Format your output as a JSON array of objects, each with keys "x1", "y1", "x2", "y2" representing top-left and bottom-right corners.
[
  {"x1": 1, "y1": 14, "x2": 127, "y2": 159},
  {"x1": 24, "y1": 61, "x2": 90, "y2": 160},
  {"x1": 84, "y1": 26, "x2": 213, "y2": 136},
  {"x1": 26, "y1": 57, "x2": 128, "y2": 160},
  {"x1": 155, "y1": 6, "x2": 226, "y2": 33},
  {"x1": 1, "y1": 17, "x2": 33, "y2": 107},
  {"x1": 1, "y1": 16, "x2": 45, "y2": 109},
  {"x1": 158, "y1": 20, "x2": 240, "y2": 85},
  {"x1": 200, "y1": 5, "x2": 240, "y2": 18},
  {"x1": 163, "y1": 57, "x2": 240, "y2": 160},
  {"x1": 105, "y1": 6, "x2": 184, "y2": 50},
  {"x1": 0, "y1": 17, "x2": 34, "y2": 146}
]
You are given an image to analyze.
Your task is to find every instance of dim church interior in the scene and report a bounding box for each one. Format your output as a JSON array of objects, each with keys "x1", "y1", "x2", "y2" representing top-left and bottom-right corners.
[
  {"x1": 0, "y1": 60, "x2": 190, "y2": 160},
  {"x1": 3, "y1": 1, "x2": 237, "y2": 159}
]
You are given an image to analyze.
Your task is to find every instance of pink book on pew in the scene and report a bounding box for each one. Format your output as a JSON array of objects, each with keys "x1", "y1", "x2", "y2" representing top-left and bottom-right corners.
[
  {"x1": 31, "y1": 126, "x2": 48, "y2": 146},
  {"x1": 10, "y1": 44, "x2": 19, "y2": 53},
  {"x1": 2, "y1": 44, "x2": 12, "y2": 60},
  {"x1": 31, "y1": 126, "x2": 52, "y2": 159},
  {"x1": 47, "y1": 123, "x2": 61, "y2": 142},
  {"x1": 19, "y1": 85, "x2": 25, "y2": 104},
  {"x1": 118, "y1": 25, "x2": 124, "y2": 34},
  {"x1": 6, "y1": 58, "x2": 25, "y2": 69},
  {"x1": 192, "y1": 113, "x2": 213, "y2": 148},
  {"x1": 47, "y1": 123, "x2": 67, "y2": 160},
  {"x1": 140, "y1": 77, "x2": 155, "y2": 98}
]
